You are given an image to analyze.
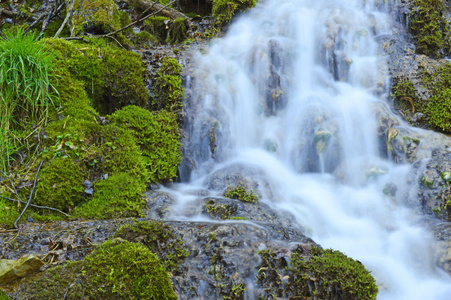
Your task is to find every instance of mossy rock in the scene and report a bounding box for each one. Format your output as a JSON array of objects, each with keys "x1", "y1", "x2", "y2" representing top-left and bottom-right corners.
[
  {"x1": 17, "y1": 239, "x2": 177, "y2": 299},
  {"x1": 257, "y1": 245, "x2": 378, "y2": 299},
  {"x1": 151, "y1": 57, "x2": 184, "y2": 112},
  {"x1": 203, "y1": 198, "x2": 232, "y2": 219},
  {"x1": 410, "y1": 0, "x2": 451, "y2": 58},
  {"x1": 223, "y1": 184, "x2": 259, "y2": 203},
  {"x1": 42, "y1": 37, "x2": 147, "y2": 115},
  {"x1": 115, "y1": 220, "x2": 189, "y2": 273},
  {"x1": 143, "y1": 16, "x2": 188, "y2": 44},
  {"x1": 34, "y1": 158, "x2": 84, "y2": 213},
  {"x1": 73, "y1": 172, "x2": 146, "y2": 219},
  {"x1": 70, "y1": 0, "x2": 121, "y2": 36},
  {"x1": 110, "y1": 106, "x2": 181, "y2": 183},
  {"x1": 210, "y1": 0, "x2": 257, "y2": 24}
]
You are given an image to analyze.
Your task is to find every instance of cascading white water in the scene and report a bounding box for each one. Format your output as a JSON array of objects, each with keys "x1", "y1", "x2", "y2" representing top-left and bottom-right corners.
[{"x1": 177, "y1": 0, "x2": 451, "y2": 299}]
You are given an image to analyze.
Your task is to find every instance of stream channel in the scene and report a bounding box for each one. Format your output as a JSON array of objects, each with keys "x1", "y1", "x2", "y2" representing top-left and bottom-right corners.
[{"x1": 158, "y1": 0, "x2": 451, "y2": 299}]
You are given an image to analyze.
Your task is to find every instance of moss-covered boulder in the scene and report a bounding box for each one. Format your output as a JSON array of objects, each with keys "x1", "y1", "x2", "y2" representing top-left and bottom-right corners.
[
  {"x1": 111, "y1": 106, "x2": 181, "y2": 183},
  {"x1": 73, "y1": 172, "x2": 147, "y2": 219},
  {"x1": 69, "y1": 0, "x2": 121, "y2": 36},
  {"x1": 392, "y1": 57, "x2": 451, "y2": 133},
  {"x1": 409, "y1": 0, "x2": 451, "y2": 58},
  {"x1": 210, "y1": 0, "x2": 257, "y2": 24},
  {"x1": 150, "y1": 57, "x2": 184, "y2": 112},
  {"x1": 142, "y1": 16, "x2": 188, "y2": 44},
  {"x1": 34, "y1": 158, "x2": 84, "y2": 212},
  {"x1": 42, "y1": 37, "x2": 147, "y2": 115},
  {"x1": 257, "y1": 245, "x2": 378, "y2": 299},
  {"x1": 16, "y1": 239, "x2": 177, "y2": 299},
  {"x1": 115, "y1": 220, "x2": 189, "y2": 273}
]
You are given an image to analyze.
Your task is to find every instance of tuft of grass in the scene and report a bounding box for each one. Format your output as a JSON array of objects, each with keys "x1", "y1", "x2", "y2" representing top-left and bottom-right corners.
[{"x1": 0, "y1": 28, "x2": 59, "y2": 172}]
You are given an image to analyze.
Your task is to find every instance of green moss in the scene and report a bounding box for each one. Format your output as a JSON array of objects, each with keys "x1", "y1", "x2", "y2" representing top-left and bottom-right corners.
[
  {"x1": 151, "y1": 57, "x2": 184, "y2": 112},
  {"x1": 19, "y1": 239, "x2": 177, "y2": 299},
  {"x1": 73, "y1": 172, "x2": 146, "y2": 219},
  {"x1": 143, "y1": 16, "x2": 188, "y2": 44},
  {"x1": 111, "y1": 106, "x2": 181, "y2": 183},
  {"x1": 410, "y1": 0, "x2": 451, "y2": 58},
  {"x1": 426, "y1": 88, "x2": 451, "y2": 131},
  {"x1": 134, "y1": 30, "x2": 158, "y2": 48},
  {"x1": 0, "y1": 198, "x2": 21, "y2": 228},
  {"x1": 0, "y1": 290, "x2": 11, "y2": 300},
  {"x1": 210, "y1": 0, "x2": 256, "y2": 24},
  {"x1": 42, "y1": 37, "x2": 147, "y2": 115},
  {"x1": 34, "y1": 158, "x2": 84, "y2": 212},
  {"x1": 144, "y1": 16, "x2": 171, "y2": 42},
  {"x1": 203, "y1": 199, "x2": 232, "y2": 219},
  {"x1": 257, "y1": 246, "x2": 378, "y2": 299},
  {"x1": 166, "y1": 18, "x2": 189, "y2": 44},
  {"x1": 71, "y1": 0, "x2": 121, "y2": 36},
  {"x1": 115, "y1": 220, "x2": 189, "y2": 273},
  {"x1": 224, "y1": 185, "x2": 259, "y2": 203}
]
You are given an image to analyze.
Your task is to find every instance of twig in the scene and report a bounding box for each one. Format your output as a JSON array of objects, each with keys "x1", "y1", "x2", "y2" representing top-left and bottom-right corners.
[
  {"x1": 23, "y1": 13, "x2": 46, "y2": 36},
  {"x1": 1, "y1": 171, "x2": 24, "y2": 205},
  {"x1": 37, "y1": 6, "x2": 55, "y2": 40},
  {"x1": 95, "y1": 0, "x2": 177, "y2": 38},
  {"x1": 0, "y1": 195, "x2": 69, "y2": 217},
  {"x1": 137, "y1": 1, "x2": 159, "y2": 19},
  {"x1": 55, "y1": 0, "x2": 74, "y2": 38},
  {"x1": 13, "y1": 161, "x2": 45, "y2": 229}
]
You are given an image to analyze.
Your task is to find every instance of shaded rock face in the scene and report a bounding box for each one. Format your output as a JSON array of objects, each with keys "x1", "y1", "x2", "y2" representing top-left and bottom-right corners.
[{"x1": 410, "y1": 149, "x2": 451, "y2": 219}]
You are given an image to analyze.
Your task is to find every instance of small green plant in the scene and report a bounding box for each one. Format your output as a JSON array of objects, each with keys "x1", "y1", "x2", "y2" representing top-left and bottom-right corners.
[
  {"x1": 427, "y1": 88, "x2": 451, "y2": 132},
  {"x1": 224, "y1": 184, "x2": 259, "y2": 203}
]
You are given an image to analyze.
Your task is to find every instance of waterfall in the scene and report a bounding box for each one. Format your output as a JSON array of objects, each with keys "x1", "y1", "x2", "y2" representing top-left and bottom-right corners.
[{"x1": 174, "y1": 0, "x2": 451, "y2": 298}]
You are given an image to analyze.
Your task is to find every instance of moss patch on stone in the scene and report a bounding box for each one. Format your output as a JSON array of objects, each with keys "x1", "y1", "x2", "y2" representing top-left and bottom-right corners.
[
  {"x1": 115, "y1": 220, "x2": 189, "y2": 273},
  {"x1": 42, "y1": 37, "x2": 147, "y2": 115},
  {"x1": 223, "y1": 184, "x2": 259, "y2": 203},
  {"x1": 410, "y1": 0, "x2": 451, "y2": 58},
  {"x1": 257, "y1": 245, "x2": 378, "y2": 299},
  {"x1": 143, "y1": 16, "x2": 188, "y2": 44},
  {"x1": 70, "y1": 0, "x2": 121, "y2": 36},
  {"x1": 203, "y1": 199, "x2": 232, "y2": 219},
  {"x1": 151, "y1": 57, "x2": 184, "y2": 112},
  {"x1": 34, "y1": 158, "x2": 84, "y2": 212},
  {"x1": 111, "y1": 106, "x2": 181, "y2": 183},
  {"x1": 17, "y1": 239, "x2": 177, "y2": 299},
  {"x1": 73, "y1": 173, "x2": 146, "y2": 219},
  {"x1": 210, "y1": 0, "x2": 256, "y2": 24}
]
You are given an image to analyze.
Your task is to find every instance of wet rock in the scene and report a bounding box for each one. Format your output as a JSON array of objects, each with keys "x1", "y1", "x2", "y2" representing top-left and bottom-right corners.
[
  {"x1": 204, "y1": 163, "x2": 273, "y2": 199},
  {"x1": 0, "y1": 254, "x2": 43, "y2": 284},
  {"x1": 314, "y1": 129, "x2": 333, "y2": 153},
  {"x1": 410, "y1": 149, "x2": 451, "y2": 219},
  {"x1": 144, "y1": 190, "x2": 178, "y2": 219}
]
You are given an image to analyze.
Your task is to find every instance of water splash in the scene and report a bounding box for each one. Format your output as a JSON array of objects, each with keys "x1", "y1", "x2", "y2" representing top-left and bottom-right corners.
[{"x1": 177, "y1": 0, "x2": 451, "y2": 298}]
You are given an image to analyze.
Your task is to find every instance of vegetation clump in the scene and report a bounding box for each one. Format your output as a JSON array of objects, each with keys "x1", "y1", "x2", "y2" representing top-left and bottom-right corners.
[
  {"x1": 210, "y1": 0, "x2": 257, "y2": 24},
  {"x1": 110, "y1": 106, "x2": 181, "y2": 183},
  {"x1": 203, "y1": 199, "x2": 232, "y2": 219},
  {"x1": 257, "y1": 245, "x2": 378, "y2": 299},
  {"x1": 151, "y1": 57, "x2": 184, "y2": 112},
  {"x1": 17, "y1": 239, "x2": 177, "y2": 300},
  {"x1": 115, "y1": 220, "x2": 189, "y2": 273},
  {"x1": 0, "y1": 29, "x2": 59, "y2": 172},
  {"x1": 70, "y1": 0, "x2": 121, "y2": 36},
  {"x1": 223, "y1": 184, "x2": 259, "y2": 203},
  {"x1": 42, "y1": 37, "x2": 147, "y2": 115},
  {"x1": 409, "y1": 0, "x2": 451, "y2": 58}
]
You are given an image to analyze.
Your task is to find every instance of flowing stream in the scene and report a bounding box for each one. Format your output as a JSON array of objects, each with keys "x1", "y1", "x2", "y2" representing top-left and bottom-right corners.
[{"x1": 170, "y1": 0, "x2": 451, "y2": 298}]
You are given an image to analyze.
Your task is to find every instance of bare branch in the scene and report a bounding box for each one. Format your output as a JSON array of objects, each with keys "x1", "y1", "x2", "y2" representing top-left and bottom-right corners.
[
  {"x1": 0, "y1": 195, "x2": 69, "y2": 217},
  {"x1": 14, "y1": 161, "x2": 45, "y2": 229}
]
